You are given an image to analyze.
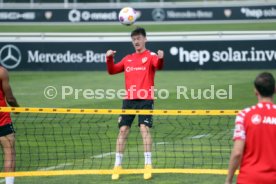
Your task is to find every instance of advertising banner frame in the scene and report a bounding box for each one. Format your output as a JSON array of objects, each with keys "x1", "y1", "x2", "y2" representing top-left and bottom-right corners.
[{"x1": 0, "y1": 32, "x2": 276, "y2": 71}]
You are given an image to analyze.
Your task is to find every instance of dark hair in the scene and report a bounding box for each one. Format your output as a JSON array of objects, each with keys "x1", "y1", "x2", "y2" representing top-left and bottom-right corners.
[
  {"x1": 131, "y1": 27, "x2": 146, "y2": 37},
  {"x1": 254, "y1": 72, "x2": 275, "y2": 97}
]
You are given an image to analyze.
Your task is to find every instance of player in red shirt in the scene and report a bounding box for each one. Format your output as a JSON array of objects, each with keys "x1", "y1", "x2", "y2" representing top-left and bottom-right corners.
[
  {"x1": 225, "y1": 72, "x2": 276, "y2": 184},
  {"x1": 0, "y1": 66, "x2": 19, "y2": 184},
  {"x1": 106, "y1": 27, "x2": 164, "y2": 180}
]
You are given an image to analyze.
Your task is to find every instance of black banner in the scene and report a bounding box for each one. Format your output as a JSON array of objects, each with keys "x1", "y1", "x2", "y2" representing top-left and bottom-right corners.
[
  {"x1": 0, "y1": 5, "x2": 276, "y2": 22},
  {"x1": 0, "y1": 40, "x2": 275, "y2": 71}
]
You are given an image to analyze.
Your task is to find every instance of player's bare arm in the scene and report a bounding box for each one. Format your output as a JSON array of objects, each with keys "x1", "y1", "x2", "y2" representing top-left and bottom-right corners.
[
  {"x1": 225, "y1": 140, "x2": 245, "y2": 184},
  {"x1": 0, "y1": 67, "x2": 19, "y2": 107}
]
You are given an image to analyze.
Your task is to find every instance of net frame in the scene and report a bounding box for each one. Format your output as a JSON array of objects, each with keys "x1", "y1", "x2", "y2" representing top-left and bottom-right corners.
[{"x1": 0, "y1": 107, "x2": 239, "y2": 178}]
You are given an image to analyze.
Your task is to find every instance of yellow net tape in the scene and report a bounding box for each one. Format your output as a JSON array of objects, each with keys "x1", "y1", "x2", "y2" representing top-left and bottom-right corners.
[
  {"x1": 0, "y1": 107, "x2": 239, "y2": 115},
  {"x1": 0, "y1": 169, "x2": 238, "y2": 177}
]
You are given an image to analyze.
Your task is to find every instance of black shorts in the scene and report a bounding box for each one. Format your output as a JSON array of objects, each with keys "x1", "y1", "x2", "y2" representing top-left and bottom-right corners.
[
  {"x1": 0, "y1": 123, "x2": 15, "y2": 137},
  {"x1": 118, "y1": 99, "x2": 154, "y2": 128}
]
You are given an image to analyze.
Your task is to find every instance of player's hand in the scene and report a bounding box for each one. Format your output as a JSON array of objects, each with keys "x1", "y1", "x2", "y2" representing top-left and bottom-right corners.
[
  {"x1": 106, "y1": 50, "x2": 116, "y2": 57},
  {"x1": 157, "y1": 50, "x2": 164, "y2": 59}
]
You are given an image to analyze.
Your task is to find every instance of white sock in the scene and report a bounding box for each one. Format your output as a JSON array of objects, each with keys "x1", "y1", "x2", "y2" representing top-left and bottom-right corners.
[
  {"x1": 144, "y1": 152, "x2": 152, "y2": 165},
  {"x1": 5, "y1": 177, "x2": 14, "y2": 184},
  {"x1": 114, "y1": 153, "x2": 123, "y2": 166}
]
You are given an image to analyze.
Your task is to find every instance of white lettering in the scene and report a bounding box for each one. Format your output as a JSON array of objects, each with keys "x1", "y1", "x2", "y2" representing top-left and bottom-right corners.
[
  {"x1": 61, "y1": 86, "x2": 73, "y2": 99},
  {"x1": 263, "y1": 116, "x2": 276, "y2": 125},
  {"x1": 68, "y1": 9, "x2": 117, "y2": 22},
  {"x1": 176, "y1": 86, "x2": 189, "y2": 99},
  {"x1": 27, "y1": 50, "x2": 105, "y2": 63},
  {"x1": 125, "y1": 66, "x2": 146, "y2": 72}
]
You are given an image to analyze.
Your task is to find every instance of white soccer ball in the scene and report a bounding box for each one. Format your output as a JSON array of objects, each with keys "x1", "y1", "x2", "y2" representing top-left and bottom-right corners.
[{"x1": 118, "y1": 7, "x2": 137, "y2": 26}]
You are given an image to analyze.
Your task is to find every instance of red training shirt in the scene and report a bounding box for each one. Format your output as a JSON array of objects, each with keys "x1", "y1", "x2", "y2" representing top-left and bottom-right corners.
[
  {"x1": 0, "y1": 81, "x2": 12, "y2": 126},
  {"x1": 106, "y1": 50, "x2": 164, "y2": 100},
  {"x1": 233, "y1": 102, "x2": 276, "y2": 184}
]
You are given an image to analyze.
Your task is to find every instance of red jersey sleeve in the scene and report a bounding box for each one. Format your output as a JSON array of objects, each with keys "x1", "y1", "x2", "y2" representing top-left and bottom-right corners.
[
  {"x1": 233, "y1": 110, "x2": 246, "y2": 141},
  {"x1": 106, "y1": 56, "x2": 124, "y2": 75},
  {"x1": 150, "y1": 52, "x2": 164, "y2": 70}
]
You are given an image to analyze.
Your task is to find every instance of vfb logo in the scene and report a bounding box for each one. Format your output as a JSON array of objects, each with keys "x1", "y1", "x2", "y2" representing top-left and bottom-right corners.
[{"x1": 0, "y1": 44, "x2": 21, "y2": 69}]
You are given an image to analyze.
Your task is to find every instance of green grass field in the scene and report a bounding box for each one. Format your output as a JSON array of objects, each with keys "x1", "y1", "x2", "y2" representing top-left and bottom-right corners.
[
  {"x1": 3, "y1": 70, "x2": 275, "y2": 184},
  {"x1": 0, "y1": 21, "x2": 276, "y2": 184},
  {"x1": 1, "y1": 22, "x2": 276, "y2": 32},
  {"x1": 10, "y1": 70, "x2": 275, "y2": 109}
]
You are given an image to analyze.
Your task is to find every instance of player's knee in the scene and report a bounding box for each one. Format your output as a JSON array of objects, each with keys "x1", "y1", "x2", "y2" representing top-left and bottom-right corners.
[
  {"x1": 140, "y1": 124, "x2": 149, "y2": 134},
  {"x1": 140, "y1": 124, "x2": 146, "y2": 128},
  {"x1": 140, "y1": 124, "x2": 149, "y2": 129},
  {"x1": 8, "y1": 136, "x2": 15, "y2": 147},
  {"x1": 119, "y1": 126, "x2": 129, "y2": 136},
  {"x1": 3, "y1": 146, "x2": 15, "y2": 156},
  {"x1": 1, "y1": 138, "x2": 14, "y2": 150}
]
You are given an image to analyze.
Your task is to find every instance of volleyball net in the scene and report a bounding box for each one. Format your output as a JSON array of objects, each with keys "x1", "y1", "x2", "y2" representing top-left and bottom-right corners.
[{"x1": 0, "y1": 107, "x2": 239, "y2": 177}]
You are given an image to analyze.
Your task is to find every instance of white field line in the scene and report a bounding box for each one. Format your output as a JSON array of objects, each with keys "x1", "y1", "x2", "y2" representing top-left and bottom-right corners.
[
  {"x1": 1, "y1": 30, "x2": 276, "y2": 42},
  {"x1": 190, "y1": 134, "x2": 210, "y2": 139},
  {"x1": 38, "y1": 163, "x2": 72, "y2": 171},
  {"x1": 155, "y1": 142, "x2": 170, "y2": 145},
  {"x1": 91, "y1": 152, "x2": 115, "y2": 159},
  {"x1": 16, "y1": 93, "x2": 39, "y2": 96},
  {"x1": 0, "y1": 133, "x2": 223, "y2": 181}
]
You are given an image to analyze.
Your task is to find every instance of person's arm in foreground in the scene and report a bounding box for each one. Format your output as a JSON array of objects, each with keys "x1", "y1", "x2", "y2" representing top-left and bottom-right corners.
[
  {"x1": 0, "y1": 67, "x2": 19, "y2": 107},
  {"x1": 225, "y1": 140, "x2": 245, "y2": 184}
]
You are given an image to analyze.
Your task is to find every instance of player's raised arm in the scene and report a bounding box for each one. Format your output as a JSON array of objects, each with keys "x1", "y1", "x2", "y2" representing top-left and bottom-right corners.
[
  {"x1": 0, "y1": 67, "x2": 19, "y2": 107},
  {"x1": 106, "y1": 50, "x2": 124, "y2": 75},
  {"x1": 152, "y1": 50, "x2": 164, "y2": 70}
]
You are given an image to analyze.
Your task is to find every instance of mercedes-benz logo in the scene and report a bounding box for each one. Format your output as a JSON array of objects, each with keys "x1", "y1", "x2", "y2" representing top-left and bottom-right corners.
[
  {"x1": 152, "y1": 8, "x2": 165, "y2": 22},
  {"x1": 0, "y1": 44, "x2": 21, "y2": 69}
]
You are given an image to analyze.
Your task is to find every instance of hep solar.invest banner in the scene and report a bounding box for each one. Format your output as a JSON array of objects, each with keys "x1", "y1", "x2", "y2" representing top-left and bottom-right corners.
[
  {"x1": 0, "y1": 40, "x2": 275, "y2": 71},
  {"x1": 0, "y1": 5, "x2": 276, "y2": 22}
]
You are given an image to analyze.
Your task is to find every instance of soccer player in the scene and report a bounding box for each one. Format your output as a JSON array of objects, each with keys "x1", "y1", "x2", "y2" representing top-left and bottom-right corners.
[
  {"x1": 225, "y1": 72, "x2": 276, "y2": 184},
  {"x1": 0, "y1": 66, "x2": 19, "y2": 184},
  {"x1": 106, "y1": 27, "x2": 164, "y2": 180}
]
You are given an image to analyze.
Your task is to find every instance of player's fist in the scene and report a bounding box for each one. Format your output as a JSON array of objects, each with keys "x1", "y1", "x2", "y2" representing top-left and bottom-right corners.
[
  {"x1": 157, "y1": 50, "x2": 164, "y2": 59},
  {"x1": 106, "y1": 50, "x2": 117, "y2": 57}
]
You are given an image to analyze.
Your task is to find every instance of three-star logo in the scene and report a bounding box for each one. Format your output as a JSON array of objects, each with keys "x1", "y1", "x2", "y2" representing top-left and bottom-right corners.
[
  {"x1": 0, "y1": 44, "x2": 21, "y2": 69},
  {"x1": 152, "y1": 8, "x2": 165, "y2": 22}
]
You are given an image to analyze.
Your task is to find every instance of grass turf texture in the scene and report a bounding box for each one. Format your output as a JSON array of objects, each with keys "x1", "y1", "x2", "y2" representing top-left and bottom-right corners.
[
  {"x1": 9, "y1": 70, "x2": 276, "y2": 109},
  {"x1": 0, "y1": 21, "x2": 275, "y2": 183},
  {"x1": 0, "y1": 22, "x2": 276, "y2": 32},
  {"x1": 0, "y1": 70, "x2": 275, "y2": 184}
]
